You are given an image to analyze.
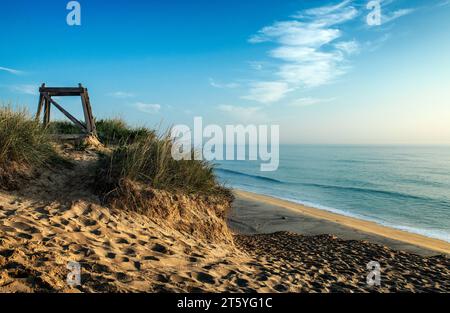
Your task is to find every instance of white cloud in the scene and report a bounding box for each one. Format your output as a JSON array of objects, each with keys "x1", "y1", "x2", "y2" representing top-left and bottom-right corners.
[
  {"x1": 382, "y1": 8, "x2": 416, "y2": 24},
  {"x1": 209, "y1": 78, "x2": 240, "y2": 89},
  {"x1": 108, "y1": 91, "x2": 135, "y2": 98},
  {"x1": 437, "y1": 0, "x2": 450, "y2": 7},
  {"x1": 10, "y1": 84, "x2": 38, "y2": 95},
  {"x1": 246, "y1": 1, "x2": 360, "y2": 102},
  {"x1": 218, "y1": 104, "x2": 266, "y2": 122},
  {"x1": 249, "y1": 21, "x2": 341, "y2": 47},
  {"x1": 288, "y1": 97, "x2": 335, "y2": 107},
  {"x1": 248, "y1": 61, "x2": 264, "y2": 71},
  {"x1": 135, "y1": 102, "x2": 161, "y2": 114},
  {"x1": 335, "y1": 40, "x2": 360, "y2": 55},
  {"x1": 242, "y1": 81, "x2": 292, "y2": 103},
  {"x1": 0, "y1": 66, "x2": 23, "y2": 75},
  {"x1": 296, "y1": 4, "x2": 359, "y2": 27},
  {"x1": 301, "y1": 0, "x2": 351, "y2": 17}
]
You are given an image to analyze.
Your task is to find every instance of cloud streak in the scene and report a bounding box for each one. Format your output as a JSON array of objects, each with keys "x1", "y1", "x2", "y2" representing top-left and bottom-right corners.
[
  {"x1": 218, "y1": 104, "x2": 267, "y2": 122},
  {"x1": 10, "y1": 84, "x2": 38, "y2": 95},
  {"x1": 108, "y1": 91, "x2": 135, "y2": 98},
  {"x1": 0, "y1": 66, "x2": 23, "y2": 75},
  {"x1": 382, "y1": 8, "x2": 416, "y2": 24},
  {"x1": 209, "y1": 78, "x2": 240, "y2": 89},
  {"x1": 135, "y1": 102, "x2": 161, "y2": 114}
]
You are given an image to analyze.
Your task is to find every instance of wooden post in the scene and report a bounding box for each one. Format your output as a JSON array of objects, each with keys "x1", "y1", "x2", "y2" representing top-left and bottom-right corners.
[
  {"x1": 80, "y1": 83, "x2": 96, "y2": 134},
  {"x1": 43, "y1": 95, "x2": 51, "y2": 127},
  {"x1": 36, "y1": 83, "x2": 45, "y2": 121}
]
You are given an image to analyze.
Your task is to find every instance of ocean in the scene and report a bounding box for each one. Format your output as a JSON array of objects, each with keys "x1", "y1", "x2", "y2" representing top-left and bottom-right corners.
[{"x1": 215, "y1": 145, "x2": 450, "y2": 243}]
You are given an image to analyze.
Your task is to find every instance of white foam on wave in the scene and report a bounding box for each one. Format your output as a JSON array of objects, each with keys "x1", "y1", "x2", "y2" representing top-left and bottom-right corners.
[{"x1": 234, "y1": 185, "x2": 450, "y2": 243}]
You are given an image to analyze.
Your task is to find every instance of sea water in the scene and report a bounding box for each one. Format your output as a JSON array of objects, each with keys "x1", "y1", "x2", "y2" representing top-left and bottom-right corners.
[{"x1": 215, "y1": 145, "x2": 450, "y2": 243}]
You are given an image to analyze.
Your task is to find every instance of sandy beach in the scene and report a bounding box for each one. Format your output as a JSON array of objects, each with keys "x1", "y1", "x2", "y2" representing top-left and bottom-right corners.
[
  {"x1": 231, "y1": 190, "x2": 450, "y2": 256},
  {"x1": 0, "y1": 146, "x2": 449, "y2": 293}
]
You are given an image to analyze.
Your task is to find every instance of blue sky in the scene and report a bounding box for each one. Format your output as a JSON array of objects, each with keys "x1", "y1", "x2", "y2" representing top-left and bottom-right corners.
[{"x1": 1, "y1": 0, "x2": 449, "y2": 144}]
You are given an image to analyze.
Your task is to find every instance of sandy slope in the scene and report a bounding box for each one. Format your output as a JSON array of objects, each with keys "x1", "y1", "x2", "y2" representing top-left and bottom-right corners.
[{"x1": 0, "y1": 147, "x2": 449, "y2": 292}]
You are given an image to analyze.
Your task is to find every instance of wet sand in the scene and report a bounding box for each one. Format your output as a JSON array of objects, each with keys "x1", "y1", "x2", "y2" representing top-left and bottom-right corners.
[{"x1": 230, "y1": 190, "x2": 450, "y2": 256}]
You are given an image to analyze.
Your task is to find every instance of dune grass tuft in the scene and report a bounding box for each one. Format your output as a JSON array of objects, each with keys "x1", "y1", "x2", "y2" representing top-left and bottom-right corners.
[
  {"x1": 95, "y1": 130, "x2": 233, "y2": 235},
  {"x1": 0, "y1": 106, "x2": 62, "y2": 188},
  {"x1": 97, "y1": 131, "x2": 228, "y2": 196}
]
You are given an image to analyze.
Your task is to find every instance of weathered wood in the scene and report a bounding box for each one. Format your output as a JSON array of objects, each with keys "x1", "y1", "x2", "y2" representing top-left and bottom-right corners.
[
  {"x1": 43, "y1": 97, "x2": 51, "y2": 126},
  {"x1": 36, "y1": 84, "x2": 97, "y2": 135},
  {"x1": 81, "y1": 88, "x2": 96, "y2": 134},
  {"x1": 81, "y1": 90, "x2": 93, "y2": 133},
  {"x1": 43, "y1": 94, "x2": 87, "y2": 132},
  {"x1": 36, "y1": 95, "x2": 44, "y2": 121},
  {"x1": 36, "y1": 83, "x2": 46, "y2": 121},
  {"x1": 39, "y1": 87, "x2": 84, "y2": 97}
]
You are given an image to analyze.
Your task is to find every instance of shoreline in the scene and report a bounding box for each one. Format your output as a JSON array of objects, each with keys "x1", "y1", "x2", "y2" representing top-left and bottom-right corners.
[{"x1": 231, "y1": 189, "x2": 450, "y2": 256}]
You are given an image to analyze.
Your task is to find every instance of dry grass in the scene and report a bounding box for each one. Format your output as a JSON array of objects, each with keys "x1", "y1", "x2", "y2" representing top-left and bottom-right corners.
[
  {"x1": 0, "y1": 106, "x2": 64, "y2": 189},
  {"x1": 96, "y1": 131, "x2": 230, "y2": 197},
  {"x1": 94, "y1": 129, "x2": 233, "y2": 238}
]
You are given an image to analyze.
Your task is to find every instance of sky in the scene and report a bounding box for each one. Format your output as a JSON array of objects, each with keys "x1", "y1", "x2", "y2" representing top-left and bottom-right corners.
[{"x1": 1, "y1": 0, "x2": 449, "y2": 144}]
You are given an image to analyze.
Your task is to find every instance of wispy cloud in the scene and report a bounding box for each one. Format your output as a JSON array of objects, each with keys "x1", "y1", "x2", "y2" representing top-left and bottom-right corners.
[
  {"x1": 242, "y1": 81, "x2": 291, "y2": 103},
  {"x1": 108, "y1": 91, "x2": 135, "y2": 98},
  {"x1": 10, "y1": 84, "x2": 38, "y2": 95},
  {"x1": 209, "y1": 78, "x2": 240, "y2": 89},
  {"x1": 288, "y1": 97, "x2": 335, "y2": 107},
  {"x1": 437, "y1": 0, "x2": 450, "y2": 7},
  {"x1": 245, "y1": 0, "x2": 359, "y2": 103},
  {"x1": 135, "y1": 102, "x2": 161, "y2": 114},
  {"x1": 241, "y1": 0, "x2": 420, "y2": 104},
  {"x1": 382, "y1": 8, "x2": 416, "y2": 24},
  {"x1": 0, "y1": 66, "x2": 23, "y2": 75},
  {"x1": 218, "y1": 104, "x2": 266, "y2": 122}
]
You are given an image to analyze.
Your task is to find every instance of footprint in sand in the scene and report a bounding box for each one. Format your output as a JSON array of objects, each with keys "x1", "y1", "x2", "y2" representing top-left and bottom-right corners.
[
  {"x1": 9, "y1": 221, "x2": 39, "y2": 234},
  {"x1": 115, "y1": 238, "x2": 129, "y2": 244},
  {"x1": 123, "y1": 248, "x2": 136, "y2": 257},
  {"x1": 193, "y1": 272, "x2": 216, "y2": 285},
  {"x1": 0, "y1": 249, "x2": 14, "y2": 257},
  {"x1": 151, "y1": 243, "x2": 174, "y2": 255}
]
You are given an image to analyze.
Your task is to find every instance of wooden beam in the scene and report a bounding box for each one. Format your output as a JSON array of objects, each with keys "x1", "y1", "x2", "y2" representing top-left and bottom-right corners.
[
  {"x1": 43, "y1": 94, "x2": 87, "y2": 132},
  {"x1": 39, "y1": 87, "x2": 84, "y2": 93}
]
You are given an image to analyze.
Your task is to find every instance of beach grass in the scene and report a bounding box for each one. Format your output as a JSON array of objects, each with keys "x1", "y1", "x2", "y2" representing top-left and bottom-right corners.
[
  {"x1": 49, "y1": 118, "x2": 155, "y2": 145},
  {"x1": 96, "y1": 130, "x2": 228, "y2": 197},
  {"x1": 0, "y1": 105, "x2": 63, "y2": 188}
]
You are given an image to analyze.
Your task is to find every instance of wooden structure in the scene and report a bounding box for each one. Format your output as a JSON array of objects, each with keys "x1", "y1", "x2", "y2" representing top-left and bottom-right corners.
[{"x1": 36, "y1": 83, "x2": 97, "y2": 135}]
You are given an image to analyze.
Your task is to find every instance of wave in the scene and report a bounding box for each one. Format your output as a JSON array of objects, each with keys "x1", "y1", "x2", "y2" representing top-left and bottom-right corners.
[
  {"x1": 217, "y1": 168, "x2": 442, "y2": 204},
  {"x1": 298, "y1": 182, "x2": 432, "y2": 202},
  {"x1": 215, "y1": 168, "x2": 283, "y2": 184}
]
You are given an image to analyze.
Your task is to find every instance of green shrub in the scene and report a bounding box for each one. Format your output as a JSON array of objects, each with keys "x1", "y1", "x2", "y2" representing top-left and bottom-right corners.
[
  {"x1": 49, "y1": 118, "x2": 155, "y2": 146},
  {"x1": 47, "y1": 120, "x2": 80, "y2": 135},
  {"x1": 95, "y1": 118, "x2": 154, "y2": 145}
]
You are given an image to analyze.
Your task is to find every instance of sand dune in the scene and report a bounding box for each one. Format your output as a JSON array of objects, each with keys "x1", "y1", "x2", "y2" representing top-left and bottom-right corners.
[{"x1": 0, "y1": 146, "x2": 449, "y2": 292}]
